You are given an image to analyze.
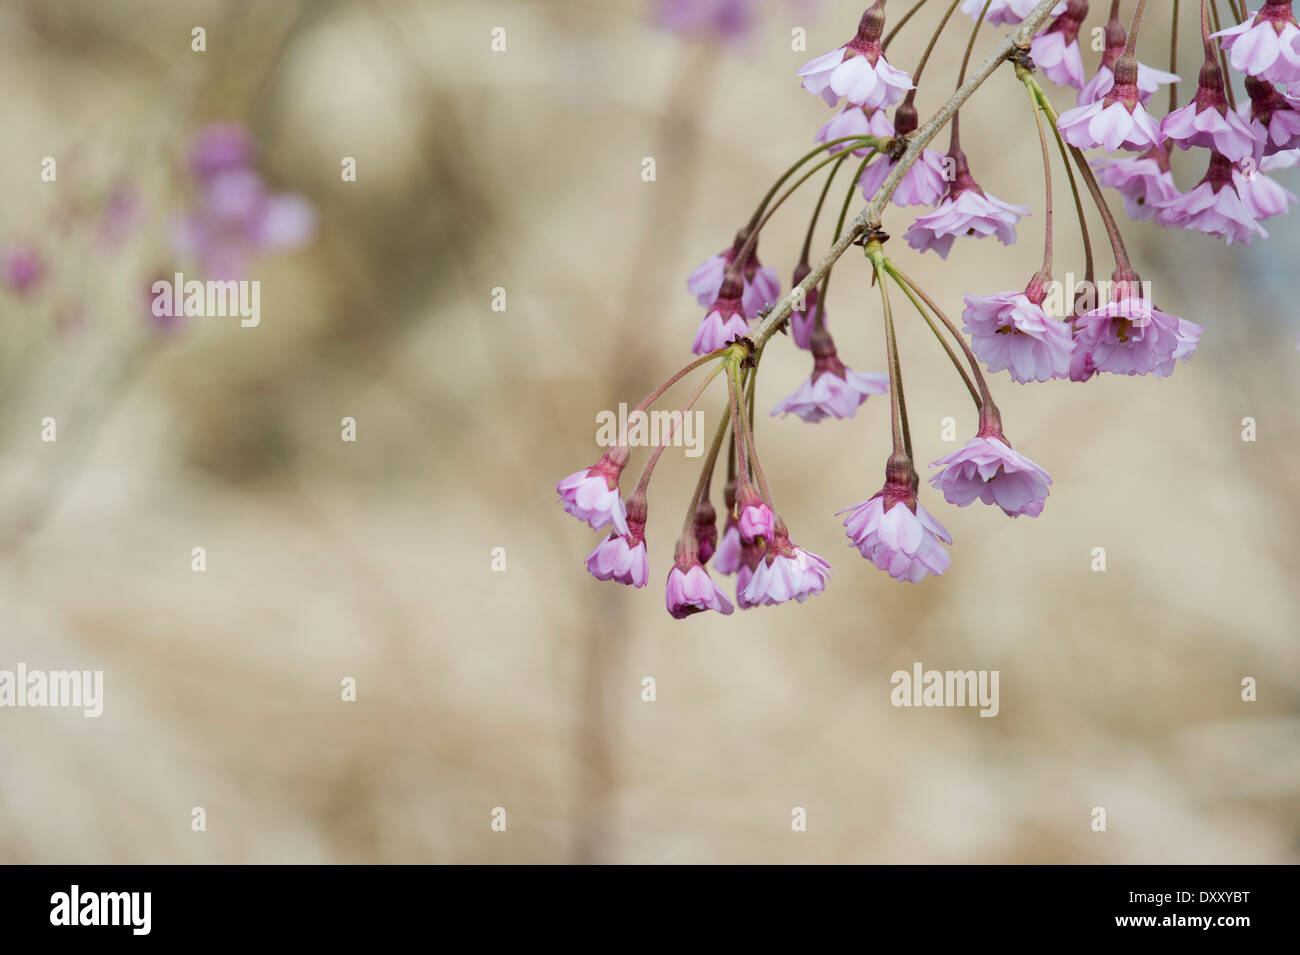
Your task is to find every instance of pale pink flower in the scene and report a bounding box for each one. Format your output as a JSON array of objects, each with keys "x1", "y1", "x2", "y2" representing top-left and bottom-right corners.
[
  {"x1": 1154, "y1": 151, "x2": 1268, "y2": 244},
  {"x1": 586, "y1": 522, "x2": 649, "y2": 588},
  {"x1": 1235, "y1": 164, "x2": 1297, "y2": 221},
  {"x1": 692, "y1": 292, "x2": 750, "y2": 354},
  {"x1": 686, "y1": 240, "x2": 780, "y2": 319},
  {"x1": 736, "y1": 487, "x2": 775, "y2": 544},
  {"x1": 1077, "y1": 63, "x2": 1181, "y2": 107},
  {"x1": 840, "y1": 467, "x2": 953, "y2": 583},
  {"x1": 904, "y1": 190, "x2": 1031, "y2": 259},
  {"x1": 771, "y1": 327, "x2": 887, "y2": 422},
  {"x1": 797, "y1": 4, "x2": 914, "y2": 109},
  {"x1": 713, "y1": 519, "x2": 743, "y2": 575},
  {"x1": 1211, "y1": 2, "x2": 1300, "y2": 87},
  {"x1": 929, "y1": 433, "x2": 1052, "y2": 518},
  {"x1": 1242, "y1": 76, "x2": 1300, "y2": 156},
  {"x1": 960, "y1": 0, "x2": 1064, "y2": 27},
  {"x1": 557, "y1": 451, "x2": 629, "y2": 535},
  {"x1": 666, "y1": 555, "x2": 734, "y2": 619},
  {"x1": 1092, "y1": 145, "x2": 1181, "y2": 220},
  {"x1": 815, "y1": 106, "x2": 894, "y2": 156},
  {"x1": 962, "y1": 289, "x2": 1073, "y2": 382},
  {"x1": 1071, "y1": 285, "x2": 1203, "y2": 377},
  {"x1": 1029, "y1": 0, "x2": 1089, "y2": 89},
  {"x1": 1058, "y1": 58, "x2": 1164, "y2": 152},
  {"x1": 739, "y1": 532, "x2": 831, "y2": 606},
  {"x1": 857, "y1": 146, "x2": 950, "y2": 206},
  {"x1": 653, "y1": 0, "x2": 758, "y2": 43},
  {"x1": 789, "y1": 261, "x2": 827, "y2": 349}
]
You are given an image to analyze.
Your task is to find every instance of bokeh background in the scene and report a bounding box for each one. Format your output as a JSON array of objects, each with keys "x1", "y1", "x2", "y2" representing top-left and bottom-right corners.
[{"x1": 1, "y1": 0, "x2": 1296, "y2": 864}]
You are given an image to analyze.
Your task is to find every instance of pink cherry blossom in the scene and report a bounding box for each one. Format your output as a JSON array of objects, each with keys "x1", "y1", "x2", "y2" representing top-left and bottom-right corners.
[
  {"x1": 1235, "y1": 164, "x2": 1297, "y2": 221},
  {"x1": 1057, "y1": 90, "x2": 1163, "y2": 152},
  {"x1": 557, "y1": 452, "x2": 629, "y2": 535},
  {"x1": 1077, "y1": 62, "x2": 1181, "y2": 107},
  {"x1": 713, "y1": 519, "x2": 743, "y2": 575},
  {"x1": 960, "y1": 0, "x2": 1064, "y2": 27},
  {"x1": 962, "y1": 290, "x2": 1073, "y2": 382},
  {"x1": 815, "y1": 105, "x2": 894, "y2": 156},
  {"x1": 586, "y1": 523, "x2": 649, "y2": 588},
  {"x1": 771, "y1": 327, "x2": 887, "y2": 422},
  {"x1": 789, "y1": 262, "x2": 827, "y2": 349},
  {"x1": 692, "y1": 293, "x2": 750, "y2": 354},
  {"x1": 739, "y1": 533, "x2": 831, "y2": 606},
  {"x1": 1030, "y1": 1, "x2": 1089, "y2": 89},
  {"x1": 1092, "y1": 146, "x2": 1181, "y2": 220},
  {"x1": 1211, "y1": 2, "x2": 1300, "y2": 87},
  {"x1": 904, "y1": 190, "x2": 1031, "y2": 259},
  {"x1": 737, "y1": 489, "x2": 775, "y2": 543},
  {"x1": 1242, "y1": 76, "x2": 1300, "y2": 156},
  {"x1": 839, "y1": 478, "x2": 952, "y2": 583},
  {"x1": 929, "y1": 434, "x2": 1052, "y2": 518},
  {"x1": 797, "y1": 4, "x2": 914, "y2": 109},
  {"x1": 1154, "y1": 151, "x2": 1268, "y2": 244},
  {"x1": 857, "y1": 146, "x2": 950, "y2": 206},
  {"x1": 686, "y1": 240, "x2": 780, "y2": 320},
  {"x1": 665, "y1": 557, "x2": 734, "y2": 619},
  {"x1": 1072, "y1": 289, "x2": 1203, "y2": 377},
  {"x1": 1162, "y1": 100, "x2": 1260, "y2": 162}
]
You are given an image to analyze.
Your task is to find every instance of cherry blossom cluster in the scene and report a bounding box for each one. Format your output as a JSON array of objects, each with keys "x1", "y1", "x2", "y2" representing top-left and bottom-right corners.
[{"x1": 559, "y1": 0, "x2": 1295, "y2": 619}]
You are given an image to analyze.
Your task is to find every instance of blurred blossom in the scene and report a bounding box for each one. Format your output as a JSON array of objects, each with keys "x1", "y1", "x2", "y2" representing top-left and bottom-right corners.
[
  {"x1": 171, "y1": 123, "x2": 316, "y2": 281},
  {"x1": 1, "y1": 244, "x2": 45, "y2": 296}
]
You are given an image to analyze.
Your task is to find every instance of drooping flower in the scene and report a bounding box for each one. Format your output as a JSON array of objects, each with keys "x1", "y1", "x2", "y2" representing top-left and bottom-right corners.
[
  {"x1": 788, "y1": 261, "x2": 828, "y2": 350},
  {"x1": 1154, "y1": 150, "x2": 1268, "y2": 244},
  {"x1": 961, "y1": 283, "x2": 1073, "y2": 383},
  {"x1": 1058, "y1": 55, "x2": 1163, "y2": 151},
  {"x1": 1078, "y1": 8, "x2": 1179, "y2": 106},
  {"x1": 904, "y1": 145, "x2": 1030, "y2": 259},
  {"x1": 734, "y1": 535, "x2": 769, "y2": 608},
  {"x1": 692, "y1": 498, "x2": 719, "y2": 564},
  {"x1": 840, "y1": 459, "x2": 952, "y2": 583},
  {"x1": 815, "y1": 105, "x2": 894, "y2": 156},
  {"x1": 686, "y1": 234, "x2": 780, "y2": 320},
  {"x1": 960, "y1": 0, "x2": 1065, "y2": 26},
  {"x1": 929, "y1": 426, "x2": 1052, "y2": 518},
  {"x1": 858, "y1": 146, "x2": 950, "y2": 206},
  {"x1": 739, "y1": 530, "x2": 831, "y2": 606},
  {"x1": 1030, "y1": 0, "x2": 1090, "y2": 89},
  {"x1": 736, "y1": 485, "x2": 775, "y2": 544},
  {"x1": 1091, "y1": 144, "x2": 1181, "y2": 221},
  {"x1": 1235, "y1": 163, "x2": 1298, "y2": 221},
  {"x1": 771, "y1": 327, "x2": 888, "y2": 422},
  {"x1": 666, "y1": 547, "x2": 734, "y2": 618},
  {"x1": 692, "y1": 285, "x2": 750, "y2": 355},
  {"x1": 1211, "y1": 1, "x2": 1300, "y2": 87},
  {"x1": 1071, "y1": 274, "x2": 1203, "y2": 377},
  {"x1": 586, "y1": 497, "x2": 650, "y2": 588},
  {"x1": 797, "y1": 2, "x2": 914, "y2": 109},
  {"x1": 557, "y1": 450, "x2": 629, "y2": 535},
  {"x1": 1162, "y1": 24, "x2": 1262, "y2": 162},
  {"x1": 1242, "y1": 76, "x2": 1300, "y2": 156}
]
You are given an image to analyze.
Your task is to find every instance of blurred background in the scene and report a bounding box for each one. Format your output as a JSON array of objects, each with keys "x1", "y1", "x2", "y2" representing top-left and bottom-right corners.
[{"x1": 0, "y1": 0, "x2": 1296, "y2": 864}]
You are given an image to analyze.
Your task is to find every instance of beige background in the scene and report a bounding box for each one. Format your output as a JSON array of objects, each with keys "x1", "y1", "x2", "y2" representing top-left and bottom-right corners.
[{"x1": 0, "y1": 0, "x2": 1295, "y2": 863}]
